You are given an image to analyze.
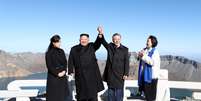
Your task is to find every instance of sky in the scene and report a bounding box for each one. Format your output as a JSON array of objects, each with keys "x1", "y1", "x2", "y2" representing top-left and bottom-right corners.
[{"x1": 0, "y1": 0, "x2": 201, "y2": 61}]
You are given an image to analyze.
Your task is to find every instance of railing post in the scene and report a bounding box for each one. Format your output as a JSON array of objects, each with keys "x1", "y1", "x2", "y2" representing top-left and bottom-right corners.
[
  {"x1": 192, "y1": 92, "x2": 201, "y2": 100},
  {"x1": 156, "y1": 69, "x2": 170, "y2": 101},
  {"x1": 16, "y1": 97, "x2": 30, "y2": 101}
]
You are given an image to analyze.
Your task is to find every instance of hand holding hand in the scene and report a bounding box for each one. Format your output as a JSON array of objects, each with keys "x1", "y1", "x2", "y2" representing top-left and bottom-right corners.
[
  {"x1": 97, "y1": 26, "x2": 104, "y2": 34},
  {"x1": 97, "y1": 26, "x2": 104, "y2": 38}
]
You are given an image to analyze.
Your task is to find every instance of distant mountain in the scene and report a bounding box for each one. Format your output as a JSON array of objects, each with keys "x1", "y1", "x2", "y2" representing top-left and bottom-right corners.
[
  {"x1": 199, "y1": 57, "x2": 201, "y2": 62},
  {"x1": 160, "y1": 55, "x2": 201, "y2": 81},
  {"x1": 0, "y1": 50, "x2": 46, "y2": 78},
  {"x1": 129, "y1": 52, "x2": 201, "y2": 82},
  {"x1": 0, "y1": 49, "x2": 201, "y2": 82}
]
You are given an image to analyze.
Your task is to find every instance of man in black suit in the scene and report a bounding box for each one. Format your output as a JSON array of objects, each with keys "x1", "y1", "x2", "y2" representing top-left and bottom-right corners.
[
  {"x1": 97, "y1": 26, "x2": 129, "y2": 101},
  {"x1": 68, "y1": 31, "x2": 104, "y2": 101}
]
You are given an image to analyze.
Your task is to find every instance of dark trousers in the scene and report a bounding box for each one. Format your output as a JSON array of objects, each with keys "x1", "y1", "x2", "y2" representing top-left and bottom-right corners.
[
  {"x1": 77, "y1": 97, "x2": 98, "y2": 101},
  {"x1": 139, "y1": 79, "x2": 158, "y2": 101},
  {"x1": 108, "y1": 88, "x2": 124, "y2": 101}
]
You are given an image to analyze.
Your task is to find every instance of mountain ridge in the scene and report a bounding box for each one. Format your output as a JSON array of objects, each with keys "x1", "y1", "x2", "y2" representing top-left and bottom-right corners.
[{"x1": 0, "y1": 49, "x2": 201, "y2": 82}]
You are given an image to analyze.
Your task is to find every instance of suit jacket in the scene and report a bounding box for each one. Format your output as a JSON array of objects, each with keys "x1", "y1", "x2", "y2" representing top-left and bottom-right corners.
[
  {"x1": 101, "y1": 35, "x2": 129, "y2": 89},
  {"x1": 68, "y1": 36, "x2": 104, "y2": 100}
]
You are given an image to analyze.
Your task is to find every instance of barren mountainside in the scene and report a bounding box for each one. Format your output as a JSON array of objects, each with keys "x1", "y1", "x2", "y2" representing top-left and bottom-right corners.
[{"x1": 0, "y1": 50, "x2": 201, "y2": 82}]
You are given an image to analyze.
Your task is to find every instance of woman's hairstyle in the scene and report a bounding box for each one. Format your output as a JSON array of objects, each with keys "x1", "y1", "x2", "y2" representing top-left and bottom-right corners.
[
  {"x1": 148, "y1": 35, "x2": 158, "y2": 48},
  {"x1": 46, "y1": 35, "x2": 61, "y2": 53}
]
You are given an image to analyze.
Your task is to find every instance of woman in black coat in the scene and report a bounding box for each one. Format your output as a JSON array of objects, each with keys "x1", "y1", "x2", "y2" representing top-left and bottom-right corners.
[{"x1": 45, "y1": 35, "x2": 69, "y2": 101}]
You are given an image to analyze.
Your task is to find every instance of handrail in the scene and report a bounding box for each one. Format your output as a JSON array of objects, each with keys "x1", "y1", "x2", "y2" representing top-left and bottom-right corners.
[{"x1": 1, "y1": 69, "x2": 201, "y2": 100}]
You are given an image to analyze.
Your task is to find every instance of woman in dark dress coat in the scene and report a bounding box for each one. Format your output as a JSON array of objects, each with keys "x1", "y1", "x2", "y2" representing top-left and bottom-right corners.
[{"x1": 45, "y1": 35, "x2": 69, "y2": 101}]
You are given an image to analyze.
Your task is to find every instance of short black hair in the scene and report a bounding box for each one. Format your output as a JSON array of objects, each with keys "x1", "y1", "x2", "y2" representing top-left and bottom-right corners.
[
  {"x1": 112, "y1": 33, "x2": 121, "y2": 38},
  {"x1": 80, "y1": 33, "x2": 89, "y2": 38},
  {"x1": 148, "y1": 35, "x2": 158, "y2": 47}
]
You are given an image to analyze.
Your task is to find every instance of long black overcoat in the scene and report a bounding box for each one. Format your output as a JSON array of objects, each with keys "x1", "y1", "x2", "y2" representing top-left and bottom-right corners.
[
  {"x1": 45, "y1": 47, "x2": 69, "y2": 101},
  {"x1": 68, "y1": 36, "x2": 104, "y2": 100},
  {"x1": 101, "y1": 35, "x2": 129, "y2": 89}
]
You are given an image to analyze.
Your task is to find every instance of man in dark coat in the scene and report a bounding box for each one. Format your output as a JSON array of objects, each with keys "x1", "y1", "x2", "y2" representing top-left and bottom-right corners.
[
  {"x1": 97, "y1": 26, "x2": 129, "y2": 101},
  {"x1": 68, "y1": 32, "x2": 104, "y2": 101}
]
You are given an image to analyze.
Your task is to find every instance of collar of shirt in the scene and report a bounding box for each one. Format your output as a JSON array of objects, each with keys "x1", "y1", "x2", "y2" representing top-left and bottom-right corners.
[{"x1": 112, "y1": 43, "x2": 123, "y2": 49}]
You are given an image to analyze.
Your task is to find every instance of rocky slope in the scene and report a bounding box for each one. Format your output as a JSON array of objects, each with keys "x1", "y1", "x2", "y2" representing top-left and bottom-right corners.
[
  {"x1": 0, "y1": 50, "x2": 46, "y2": 78},
  {"x1": 0, "y1": 49, "x2": 201, "y2": 81},
  {"x1": 128, "y1": 52, "x2": 201, "y2": 81}
]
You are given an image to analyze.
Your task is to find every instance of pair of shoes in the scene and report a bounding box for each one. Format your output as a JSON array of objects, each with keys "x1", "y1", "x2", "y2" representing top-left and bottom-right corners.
[
  {"x1": 135, "y1": 91, "x2": 142, "y2": 97},
  {"x1": 134, "y1": 91, "x2": 146, "y2": 100}
]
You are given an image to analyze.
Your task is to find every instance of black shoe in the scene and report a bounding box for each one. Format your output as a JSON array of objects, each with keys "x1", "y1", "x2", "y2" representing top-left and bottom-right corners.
[{"x1": 135, "y1": 91, "x2": 142, "y2": 97}]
